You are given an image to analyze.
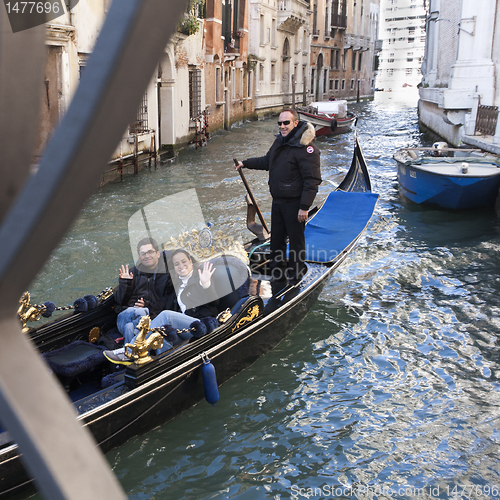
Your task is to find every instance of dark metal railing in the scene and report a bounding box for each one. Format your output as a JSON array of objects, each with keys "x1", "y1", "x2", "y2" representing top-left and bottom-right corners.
[
  {"x1": 475, "y1": 105, "x2": 499, "y2": 136},
  {"x1": 189, "y1": 68, "x2": 202, "y2": 119},
  {"x1": 130, "y1": 92, "x2": 149, "y2": 134}
]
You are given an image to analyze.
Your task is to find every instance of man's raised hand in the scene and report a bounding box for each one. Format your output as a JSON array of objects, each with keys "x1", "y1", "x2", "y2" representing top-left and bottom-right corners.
[{"x1": 119, "y1": 264, "x2": 133, "y2": 279}]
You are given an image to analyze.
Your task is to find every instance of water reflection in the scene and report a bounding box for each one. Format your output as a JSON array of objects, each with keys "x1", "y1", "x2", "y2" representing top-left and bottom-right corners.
[{"x1": 29, "y1": 97, "x2": 500, "y2": 500}]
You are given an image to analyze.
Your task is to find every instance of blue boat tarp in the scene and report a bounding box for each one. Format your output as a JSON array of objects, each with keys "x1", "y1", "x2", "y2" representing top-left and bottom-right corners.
[{"x1": 303, "y1": 191, "x2": 379, "y2": 263}]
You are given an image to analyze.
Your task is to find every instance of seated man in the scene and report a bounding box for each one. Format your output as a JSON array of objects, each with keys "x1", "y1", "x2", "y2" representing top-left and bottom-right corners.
[{"x1": 104, "y1": 237, "x2": 174, "y2": 364}]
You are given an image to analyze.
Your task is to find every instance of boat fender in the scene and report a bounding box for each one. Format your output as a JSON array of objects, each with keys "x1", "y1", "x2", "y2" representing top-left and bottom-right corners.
[
  {"x1": 201, "y1": 353, "x2": 219, "y2": 406},
  {"x1": 330, "y1": 118, "x2": 338, "y2": 132}
]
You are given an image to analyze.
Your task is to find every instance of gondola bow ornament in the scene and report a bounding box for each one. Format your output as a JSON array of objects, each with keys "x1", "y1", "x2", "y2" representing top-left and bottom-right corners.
[{"x1": 231, "y1": 304, "x2": 262, "y2": 332}]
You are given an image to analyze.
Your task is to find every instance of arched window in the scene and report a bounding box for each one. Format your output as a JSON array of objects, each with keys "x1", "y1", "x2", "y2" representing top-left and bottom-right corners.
[{"x1": 283, "y1": 38, "x2": 290, "y2": 60}]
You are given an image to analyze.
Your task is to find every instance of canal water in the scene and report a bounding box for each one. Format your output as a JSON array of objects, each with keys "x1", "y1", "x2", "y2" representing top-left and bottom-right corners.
[{"x1": 29, "y1": 95, "x2": 500, "y2": 499}]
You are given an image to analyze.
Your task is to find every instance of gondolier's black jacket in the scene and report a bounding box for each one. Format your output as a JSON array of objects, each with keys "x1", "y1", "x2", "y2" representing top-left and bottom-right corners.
[
  {"x1": 242, "y1": 121, "x2": 321, "y2": 210},
  {"x1": 114, "y1": 257, "x2": 175, "y2": 319}
]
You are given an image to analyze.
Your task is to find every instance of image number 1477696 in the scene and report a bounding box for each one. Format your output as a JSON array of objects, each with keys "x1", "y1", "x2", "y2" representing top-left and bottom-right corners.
[
  {"x1": 5, "y1": 1, "x2": 61, "y2": 13},
  {"x1": 2, "y1": 0, "x2": 79, "y2": 32}
]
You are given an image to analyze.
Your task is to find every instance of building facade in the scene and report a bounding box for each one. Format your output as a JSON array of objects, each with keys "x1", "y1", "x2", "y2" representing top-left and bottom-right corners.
[
  {"x1": 37, "y1": 0, "x2": 163, "y2": 167},
  {"x1": 248, "y1": 0, "x2": 311, "y2": 115},
  {"x1": 36, "y1": 0, "x2": 111, "y2": 157},
  {"x1": 36, "y1": 0, "x2": 410, "y2": 172},
  {"x1": 158, "y1": 23, "x2": 208, "y2": 154},
  {"x1": 418, "y1": 0, "x2": 500, "y2": 152},
  {"x1": 375, "y1": 0, "x2": 426, "y2": 92},
  {"x1": 309, "y1": 0, "x2": 381, "y2": 102},
  {"x1": 36, "y1": 0, "x2": 258, "y2": 167},
  {"x1": 205, "y1": 0, "x2": 256, "y2": 130}
]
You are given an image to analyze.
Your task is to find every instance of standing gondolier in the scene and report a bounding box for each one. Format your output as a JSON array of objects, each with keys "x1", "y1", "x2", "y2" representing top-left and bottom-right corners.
[{"x1": 235, "y1": 108, "x2": 321, "y2": 284}]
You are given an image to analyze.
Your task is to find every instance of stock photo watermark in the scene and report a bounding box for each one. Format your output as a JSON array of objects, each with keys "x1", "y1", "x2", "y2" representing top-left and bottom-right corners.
[
  {"x1": 290, "y1": 483, "x2": 500, "y2": 499},
  {"x1": 3, "y1": 0, "x2": 79, "y2": 32},
  {"x1": 126, "y1": 188, "x2": 342, "y2": 294},
  {"x1": 127, "y1": 189, "x2": 251, "y2": 307}
]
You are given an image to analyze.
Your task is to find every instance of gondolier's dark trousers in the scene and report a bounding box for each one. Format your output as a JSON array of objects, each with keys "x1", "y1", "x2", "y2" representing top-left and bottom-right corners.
[{"x1": 270, "y1": 198, "x2": 306, "y2": 283}]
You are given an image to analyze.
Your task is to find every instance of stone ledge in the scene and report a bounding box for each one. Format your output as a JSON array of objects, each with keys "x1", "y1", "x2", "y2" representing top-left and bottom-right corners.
[
  {"x1": 462, "y1": 135, "x2": 500, "y2": 155},
  {"x1": 419, "y1": 87, "x2": 474, "y2": 110}
]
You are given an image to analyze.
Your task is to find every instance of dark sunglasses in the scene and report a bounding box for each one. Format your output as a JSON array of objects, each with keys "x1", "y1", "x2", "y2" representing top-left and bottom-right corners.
[{"x1": 277, "y1": 120, "x2": 291, "y2": 126}]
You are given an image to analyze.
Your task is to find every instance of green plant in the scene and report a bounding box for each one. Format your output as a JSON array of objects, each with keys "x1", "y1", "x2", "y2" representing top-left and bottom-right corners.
[
  {"x1": 177, "y1": 0, "x2": 205, "y2": 36},
  {"x1": 178, "y1": 15, "x2": 200, "y2": 36}
]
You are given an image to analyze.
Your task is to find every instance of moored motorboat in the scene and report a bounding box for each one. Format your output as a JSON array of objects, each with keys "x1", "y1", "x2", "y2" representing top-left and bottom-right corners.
[
  {"x1": 1, "y1": 134, "x2": 378, "y2": 498},
  {"x1": 394, "y1": 143, "x2": 500, "y2": 209},
  {"x1": 297, "y1": 100, "x2": 357, "y2": 137}
]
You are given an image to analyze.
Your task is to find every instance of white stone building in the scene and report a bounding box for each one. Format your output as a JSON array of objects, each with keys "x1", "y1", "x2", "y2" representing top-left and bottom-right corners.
[
  {"x1": 375, "y1": 0, "x2": 426, "y2": 91},
  {"x1": 36, "y1": 0, "x2": 110, "y2": 156},
  {"x1": 248, "y1": 0, "x2": 311, "y2": 114},
  {"x1": 418, "y1": 0, "x2": 500, "y2": 152},
  {"x1": 158, "y1": 27, "x2": 207, "y2": 154}
]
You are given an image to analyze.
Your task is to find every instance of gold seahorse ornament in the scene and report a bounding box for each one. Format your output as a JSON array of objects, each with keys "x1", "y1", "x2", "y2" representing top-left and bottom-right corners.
[
  {"x1": 124, "y1": 315, "x2": 164, "y2": 365},
  {"x1": 18, "y1": 292, "x2": 45, "y2": 333}
]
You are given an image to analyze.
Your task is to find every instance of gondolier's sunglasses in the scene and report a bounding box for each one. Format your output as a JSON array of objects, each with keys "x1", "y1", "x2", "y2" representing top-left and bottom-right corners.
[{"x1": 277, "y1": 120, "x2": 291, "y2": 126}]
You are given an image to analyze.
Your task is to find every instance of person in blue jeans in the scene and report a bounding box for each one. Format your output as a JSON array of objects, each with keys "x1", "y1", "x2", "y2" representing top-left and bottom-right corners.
[
  {"x1": 105, "y1": 249, "x2": 219, "y2": 365},
  {"x1": 104, "y1": 237, "x2": 174, "y2": 364}
]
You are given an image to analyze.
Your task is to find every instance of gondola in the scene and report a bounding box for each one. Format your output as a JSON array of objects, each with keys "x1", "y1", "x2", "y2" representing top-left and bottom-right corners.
[
  {"x1": 296, "y1": 100, "x2": 357, "y2": 137},
  {"x1": 0, "y1": 133, "x2": 378, "y2": 498}
]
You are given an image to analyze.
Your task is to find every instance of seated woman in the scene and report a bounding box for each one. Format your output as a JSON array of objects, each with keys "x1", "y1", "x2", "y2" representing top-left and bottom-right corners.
[
  {"x1": 151, "y1": 249, "x2": 219, "y2": 332},
  {"x1": 104, "y1": 249, "x2": 219, "y2": 364}
]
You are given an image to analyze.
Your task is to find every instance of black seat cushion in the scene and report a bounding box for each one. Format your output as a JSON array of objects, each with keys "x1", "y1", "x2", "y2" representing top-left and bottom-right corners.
[
  {"x1": 210, "y1": 255, "x2": 250, "y2": 312},
  {"x1": 43, "y1": 341, "x2": 106, "y2": 378}
]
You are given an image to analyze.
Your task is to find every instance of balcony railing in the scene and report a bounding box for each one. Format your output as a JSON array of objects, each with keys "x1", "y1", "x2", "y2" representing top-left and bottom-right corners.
[
  {"x1": 357, "y1": 35, "x2": 370, "y2": 51},
  {"x1": 344, "y1": 33, "x2": 354, "y2": 48},
  {"x1": 277, "y1": 0, "x2": 307, "y2": 33}
]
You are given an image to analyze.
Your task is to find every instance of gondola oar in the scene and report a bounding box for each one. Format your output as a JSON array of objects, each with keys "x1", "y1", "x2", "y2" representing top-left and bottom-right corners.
[{"x1": 233, "y1": 158, "x2": 270, "y2": 236}]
